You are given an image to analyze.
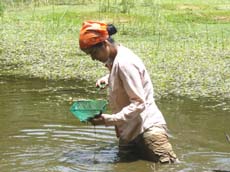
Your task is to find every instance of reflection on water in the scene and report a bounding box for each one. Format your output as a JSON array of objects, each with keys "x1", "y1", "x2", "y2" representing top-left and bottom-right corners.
[{"x1": 0, "y1": 76, "x2": 229, "y2": 172}]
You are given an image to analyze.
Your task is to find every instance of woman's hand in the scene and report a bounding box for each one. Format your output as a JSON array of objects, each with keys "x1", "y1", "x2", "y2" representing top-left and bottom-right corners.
[
  {"x1": 89, "y1": 115, "x2": 105, "y2": 125},
  {"x1": 89, "y1": 114, "x2": 111, "y2": 126},
  {"x1": 96, "y1": 75, "x2": 109, "y2": 89}
]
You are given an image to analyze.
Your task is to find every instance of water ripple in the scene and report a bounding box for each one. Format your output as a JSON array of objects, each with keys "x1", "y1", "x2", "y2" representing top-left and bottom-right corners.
[{"x1": 6, "y1": 124, "x2": 117, "y2": 172}]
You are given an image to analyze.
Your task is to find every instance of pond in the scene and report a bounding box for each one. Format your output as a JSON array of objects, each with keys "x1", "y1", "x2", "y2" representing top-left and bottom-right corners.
[{"x1": 0, "y1": 76, "x2": 229, "y2": 172}]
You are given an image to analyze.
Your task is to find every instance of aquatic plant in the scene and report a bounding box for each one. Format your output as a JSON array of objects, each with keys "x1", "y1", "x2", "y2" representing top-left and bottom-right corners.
[{"x1": 0, "y1": 0, "x2": 229, "y2": 102}]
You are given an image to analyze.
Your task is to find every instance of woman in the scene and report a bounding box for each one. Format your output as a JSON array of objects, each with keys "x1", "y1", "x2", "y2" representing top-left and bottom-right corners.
[{"x1": 79, "y1": 20, "x2": 177, "y2": 163}]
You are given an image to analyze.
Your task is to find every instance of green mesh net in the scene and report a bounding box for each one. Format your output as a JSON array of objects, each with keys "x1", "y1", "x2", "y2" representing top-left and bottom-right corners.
[{"x1": 70, "y1": 100, "x2": 107, "y2": 122}]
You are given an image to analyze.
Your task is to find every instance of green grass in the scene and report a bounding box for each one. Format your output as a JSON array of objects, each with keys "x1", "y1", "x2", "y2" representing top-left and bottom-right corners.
[{"x1": 0, "y1": 0, "x2": 229, "y2": 101}]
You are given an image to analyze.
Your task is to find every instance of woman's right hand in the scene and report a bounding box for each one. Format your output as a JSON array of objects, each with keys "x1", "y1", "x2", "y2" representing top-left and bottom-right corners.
[{"x1": 89, "y1": 115, "x2": 105, "y2": 125}]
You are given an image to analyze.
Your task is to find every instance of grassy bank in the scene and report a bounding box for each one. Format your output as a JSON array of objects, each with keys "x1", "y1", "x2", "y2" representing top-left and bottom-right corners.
[{"x1": 0, "y1": 0, "x2": 229, "y2": 100}]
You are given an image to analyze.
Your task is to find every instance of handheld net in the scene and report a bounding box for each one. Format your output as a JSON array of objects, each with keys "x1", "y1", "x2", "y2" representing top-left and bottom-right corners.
[{"x1": 70, "y1": 100, "x2": 107, "y2": 122}]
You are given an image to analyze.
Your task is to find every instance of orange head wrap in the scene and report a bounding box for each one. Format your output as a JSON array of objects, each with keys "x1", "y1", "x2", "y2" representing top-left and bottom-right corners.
[{"x1": 79, "y1": 21, "x2": 109, "y2": 49}]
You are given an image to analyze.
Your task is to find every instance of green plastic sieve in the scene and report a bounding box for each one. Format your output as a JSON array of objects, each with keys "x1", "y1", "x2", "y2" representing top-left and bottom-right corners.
[{"x1": 70, "y1": 99, "x2": 107, "y2": 122}]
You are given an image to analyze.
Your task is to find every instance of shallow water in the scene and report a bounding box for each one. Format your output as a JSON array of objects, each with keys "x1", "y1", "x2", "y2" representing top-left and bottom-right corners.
[{"x1": 0, "y1": 76, "x2": 229, "y2": 172}]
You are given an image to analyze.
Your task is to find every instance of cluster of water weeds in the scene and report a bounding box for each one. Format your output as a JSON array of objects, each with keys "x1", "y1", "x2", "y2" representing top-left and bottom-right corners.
[{"x1": 0, "y1": 1, "x2": 229, "y2": 108}]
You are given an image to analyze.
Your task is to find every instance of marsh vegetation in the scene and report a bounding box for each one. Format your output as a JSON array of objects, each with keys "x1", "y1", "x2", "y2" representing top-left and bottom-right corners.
[{"x1": 0, "y1": 0, "x2": 229, "y2": 101}]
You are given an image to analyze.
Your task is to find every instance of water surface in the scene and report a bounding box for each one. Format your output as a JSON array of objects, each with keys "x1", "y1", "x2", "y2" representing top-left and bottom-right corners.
[{"x1": 0, "y1": 76, "x2": 229, "y2": 172}]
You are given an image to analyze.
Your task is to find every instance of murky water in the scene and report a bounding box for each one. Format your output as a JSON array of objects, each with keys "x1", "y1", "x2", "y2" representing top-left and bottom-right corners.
[{"x1": 0, "y1": 76, "x2": 229, "y2": 172}]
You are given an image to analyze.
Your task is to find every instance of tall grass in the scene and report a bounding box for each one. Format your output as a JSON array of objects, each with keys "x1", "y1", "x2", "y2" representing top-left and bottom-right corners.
[
  {"x1": 0, "y1": 1, "x2": 4, "y2": 17},
  {"x1": 0, "y1": 0, "x2": 230, "y2": 102}
]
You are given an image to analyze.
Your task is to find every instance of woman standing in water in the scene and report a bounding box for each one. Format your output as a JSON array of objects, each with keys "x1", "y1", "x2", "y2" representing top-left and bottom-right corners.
[{"x1": 79, "y1": 20, "x2": 177, "y2": 163}]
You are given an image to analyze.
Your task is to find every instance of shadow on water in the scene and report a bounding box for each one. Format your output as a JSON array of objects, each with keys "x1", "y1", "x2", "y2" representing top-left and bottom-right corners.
[{"x1": 0, "y1": 76, "x2": 229, "y2": 172}]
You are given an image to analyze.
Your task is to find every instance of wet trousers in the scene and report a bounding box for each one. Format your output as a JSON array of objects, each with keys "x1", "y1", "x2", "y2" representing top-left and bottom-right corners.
[{"x1": 119, "y1": 125, "x2": 177, "y2": 163}]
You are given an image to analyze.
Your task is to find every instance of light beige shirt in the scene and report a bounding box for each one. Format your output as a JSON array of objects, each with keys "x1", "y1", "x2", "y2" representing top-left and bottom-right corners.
[{"x1": 102, "y1": 45, "x2": 166, "y2": 143}]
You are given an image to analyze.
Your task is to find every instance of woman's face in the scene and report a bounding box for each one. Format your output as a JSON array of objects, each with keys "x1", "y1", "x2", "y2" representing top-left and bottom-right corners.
[{"x1": 83, "y1": 42, "x2": 110, "y2": 63}]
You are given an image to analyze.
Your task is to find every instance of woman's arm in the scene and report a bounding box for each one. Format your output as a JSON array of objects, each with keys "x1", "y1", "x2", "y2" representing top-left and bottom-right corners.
[{"x1": 102, "y1": 63, "x2": 146, "y2": 126}]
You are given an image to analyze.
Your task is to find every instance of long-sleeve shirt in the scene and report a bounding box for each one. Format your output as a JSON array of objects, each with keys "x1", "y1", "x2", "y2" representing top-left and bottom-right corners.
[{"x1": 102, "y1": 45, "x2": 166, "y2": 143}]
